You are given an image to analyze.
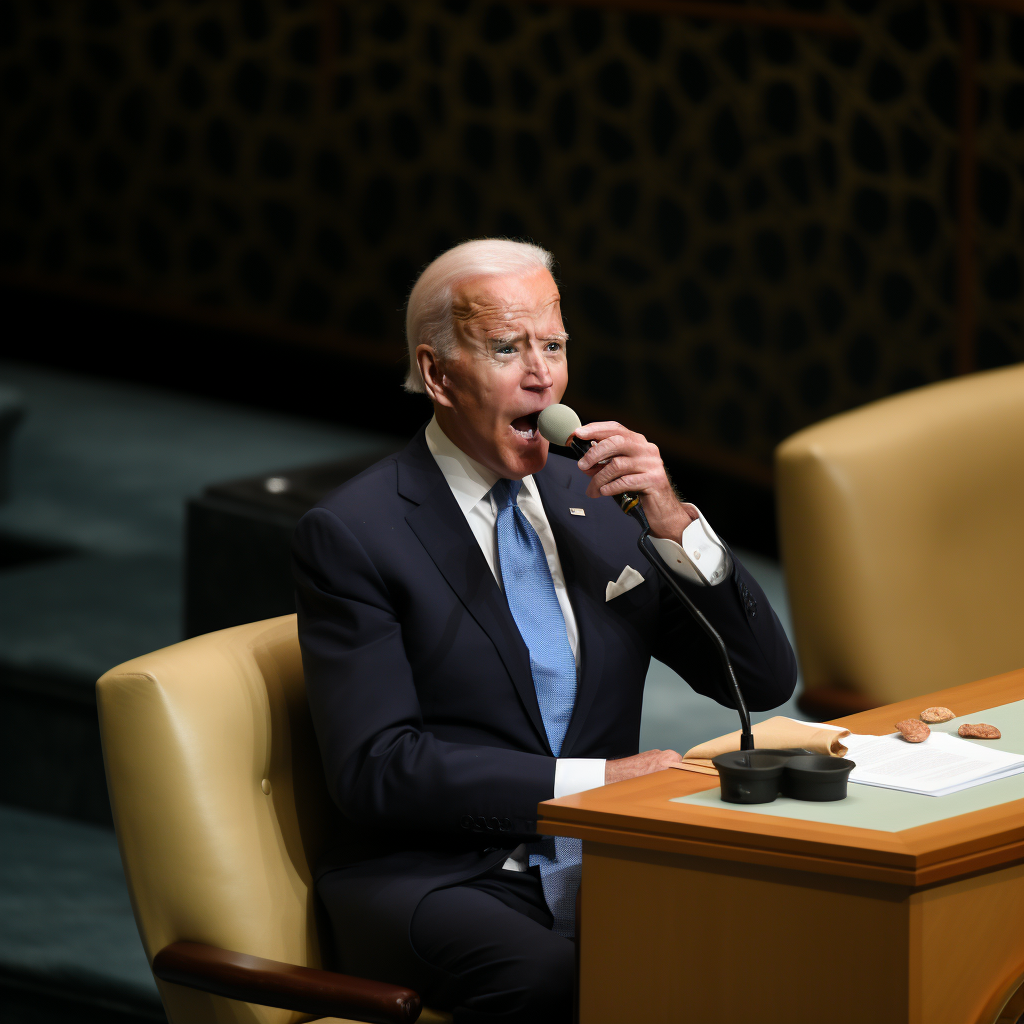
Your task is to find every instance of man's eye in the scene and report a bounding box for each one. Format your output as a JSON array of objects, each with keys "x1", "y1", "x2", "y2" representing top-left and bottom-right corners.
[
  {"x1": 545, "y1": 341, "x2": 563, "y2": 352},
  {"x1": 496, "y1": 345, "x2": 515, "y2": 354}
]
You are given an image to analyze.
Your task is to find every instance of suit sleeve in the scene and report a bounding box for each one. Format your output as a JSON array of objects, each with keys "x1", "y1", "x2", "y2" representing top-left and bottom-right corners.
[
  {"x1": 650, "y1": 545, "x2": 798, "y2": 713},
  {"x1": 293, "y1": 506, "x2": 556, "y2": 840}
]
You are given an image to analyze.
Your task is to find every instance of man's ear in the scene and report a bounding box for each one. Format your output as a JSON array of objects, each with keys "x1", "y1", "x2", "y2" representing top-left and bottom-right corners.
[{"x1": 416, "y1": 345, "x2": 454, "y2": 408}]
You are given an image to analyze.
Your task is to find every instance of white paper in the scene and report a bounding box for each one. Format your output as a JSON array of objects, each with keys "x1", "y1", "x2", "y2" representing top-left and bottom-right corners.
[{"x1": 844, "y1": 731, "x2": 1024, "y2": 797}]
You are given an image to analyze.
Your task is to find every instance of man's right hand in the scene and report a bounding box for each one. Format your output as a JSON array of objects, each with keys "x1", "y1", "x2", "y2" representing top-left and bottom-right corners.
[{"x1": 605, "y1": 748, "x2": 682, "y2": 785}]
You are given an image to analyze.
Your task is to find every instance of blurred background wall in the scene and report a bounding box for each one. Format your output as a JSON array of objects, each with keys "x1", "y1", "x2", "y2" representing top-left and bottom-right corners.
[
  {"x1": 2, "y1": 0, "x2": 1022, "y2": 553},
  {"x1": 1, "y1": 3, "x2": 1022, "y2": 1020}
]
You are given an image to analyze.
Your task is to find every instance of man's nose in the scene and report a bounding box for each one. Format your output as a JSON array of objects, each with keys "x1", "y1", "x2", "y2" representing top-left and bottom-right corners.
[{"x1": 522, "y1": 345, "x2": 552, "y2": 388}]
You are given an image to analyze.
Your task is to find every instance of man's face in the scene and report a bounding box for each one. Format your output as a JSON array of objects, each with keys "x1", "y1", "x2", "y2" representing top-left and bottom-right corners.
[{"x1": 425, "y1": 268, "x2": 568, "y2": 480}]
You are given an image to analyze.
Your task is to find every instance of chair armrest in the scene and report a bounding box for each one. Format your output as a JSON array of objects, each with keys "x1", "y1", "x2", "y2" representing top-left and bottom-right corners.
[{"x1": 152, "y1": 941, "x2": 421, "y2": 1024}]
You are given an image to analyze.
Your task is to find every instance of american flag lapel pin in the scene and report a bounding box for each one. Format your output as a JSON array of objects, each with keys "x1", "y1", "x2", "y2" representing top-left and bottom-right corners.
[{"x1": 569, "y1": 507, "x2": 585, "y2": 516}]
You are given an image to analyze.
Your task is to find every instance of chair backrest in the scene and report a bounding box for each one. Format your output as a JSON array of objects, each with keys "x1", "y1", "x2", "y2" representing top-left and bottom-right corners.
[
  {"x1": 775, "y1": 363, "x2": 1024, "y2": 706},
  {"x1": 97, "y1": 614, "x2": 335, "y2": 1024}
]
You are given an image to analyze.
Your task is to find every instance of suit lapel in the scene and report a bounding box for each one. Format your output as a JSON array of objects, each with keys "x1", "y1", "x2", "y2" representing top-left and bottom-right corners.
[
  {"x1": 534, "y1": 465, "x2": 608, "y2": 757},
  {"x1": 398, "y1": 431, "x2": 551, "y2": 753}
]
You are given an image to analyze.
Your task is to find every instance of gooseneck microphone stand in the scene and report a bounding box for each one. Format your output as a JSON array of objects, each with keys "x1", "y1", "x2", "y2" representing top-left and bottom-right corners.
[
  {"x1": 626, "y1": 500, "x2": 754, "y2": 752},
  {"x1": 564, "y1": 437, "x2": 754, "y2": 751}
]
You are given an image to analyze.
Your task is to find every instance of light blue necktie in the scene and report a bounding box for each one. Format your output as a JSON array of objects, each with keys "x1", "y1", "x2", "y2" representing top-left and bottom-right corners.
[{"x1": 492, "y1": 478, "x2": 582, "y2": 938}]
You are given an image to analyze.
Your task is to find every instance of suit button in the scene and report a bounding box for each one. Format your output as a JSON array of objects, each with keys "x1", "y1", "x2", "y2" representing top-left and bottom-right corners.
[
  {"x1": 474, "y1": 816, "x2": 488, "y2": 832},
  {"x1": 488, "y1": 817, "x2": 501, "y2": 831},
  {"x1": 460, "y1": 815, "x2": 473, "y2": 830},
  {"x1": 500, "y1": 818, "x2": 512, "y2": 831}
]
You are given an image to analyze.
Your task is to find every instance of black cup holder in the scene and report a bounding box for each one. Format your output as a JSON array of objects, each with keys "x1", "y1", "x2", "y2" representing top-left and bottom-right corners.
[
  {"x1": 781, "y1": 755, "x2": 855, "y2": 802},
  {"x1": 711, "y1": 749, "x2": 855, "y2": 804},
  {"x1": 712, "y1": 751, "x2": 787, "y2": 804}
]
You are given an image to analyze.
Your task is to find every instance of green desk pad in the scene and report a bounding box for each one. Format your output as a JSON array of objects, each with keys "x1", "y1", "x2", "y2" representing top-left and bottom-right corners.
[{"x1": 671, "y1": 701, "x2": 1024, "y2": 832}]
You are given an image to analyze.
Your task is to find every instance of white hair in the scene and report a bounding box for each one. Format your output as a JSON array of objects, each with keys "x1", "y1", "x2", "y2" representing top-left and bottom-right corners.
[{"x1": 404, "y1": 238, "x2": 555, "y2": 393}]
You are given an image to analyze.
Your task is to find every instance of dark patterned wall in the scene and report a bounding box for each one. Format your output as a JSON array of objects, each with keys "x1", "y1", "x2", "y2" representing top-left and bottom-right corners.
[
  {"x1": 1, "y1": 0, "x2": 1021, "y2": 480},
  {"x1": 973, "y1": 8, "x2": 1024, "y2": 373}
]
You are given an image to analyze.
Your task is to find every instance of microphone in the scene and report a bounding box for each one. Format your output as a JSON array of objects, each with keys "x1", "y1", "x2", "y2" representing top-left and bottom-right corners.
[
  {"x1": 538, "y1": 403, "x2": 754, "y2": 751},
  {"x1": 537, "y1": 405, "x2": 641, "y2": 515}
]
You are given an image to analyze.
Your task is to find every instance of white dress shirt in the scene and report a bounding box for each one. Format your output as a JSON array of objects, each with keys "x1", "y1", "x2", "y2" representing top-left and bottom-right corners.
[{"x1": 424, "y1": 416, "x2": 732, "y2": 869}]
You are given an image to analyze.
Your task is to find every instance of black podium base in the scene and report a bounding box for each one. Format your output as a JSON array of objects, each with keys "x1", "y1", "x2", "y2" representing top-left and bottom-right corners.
[{"x1": 184, "y1": 447, "x2": 401, "y2": 637}]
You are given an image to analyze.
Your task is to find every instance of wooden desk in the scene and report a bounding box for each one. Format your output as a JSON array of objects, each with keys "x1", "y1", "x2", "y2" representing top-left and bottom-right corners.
[{"x1": 538, "y1": 670, "x2": 1024, "y2": 1024}]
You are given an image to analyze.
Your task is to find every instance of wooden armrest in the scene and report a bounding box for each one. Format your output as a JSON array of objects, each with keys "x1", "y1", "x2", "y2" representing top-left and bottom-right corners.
[{"x1": 152, "y1": 941, "x2": 421, "y2": 1024}]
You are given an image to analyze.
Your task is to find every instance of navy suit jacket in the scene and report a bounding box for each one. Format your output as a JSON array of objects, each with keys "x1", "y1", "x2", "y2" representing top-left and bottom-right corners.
[{"x1": 293, "y1": 425, "x2": 796, "y2": 981}]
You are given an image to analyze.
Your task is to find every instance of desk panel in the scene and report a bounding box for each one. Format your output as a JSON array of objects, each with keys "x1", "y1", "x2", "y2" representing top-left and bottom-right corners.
[
  {"x1": 549, "y1": 672, "x2": 1024, "y2": 1024},
  {"x1": 672, "y1": 700, "x2": 1024, "y2": 832},
  {"x1": 539, "y1": 671, "x2": 1024, "y2": 885},
  {"x1": 578, "y1": 844, "x2": 1024, "y2": 1024}
]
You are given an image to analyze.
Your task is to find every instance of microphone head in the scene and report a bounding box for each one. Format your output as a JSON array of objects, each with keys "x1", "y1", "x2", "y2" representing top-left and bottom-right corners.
[{"x1": 538, "y1": 404, "x2": 582, "y2": 447}]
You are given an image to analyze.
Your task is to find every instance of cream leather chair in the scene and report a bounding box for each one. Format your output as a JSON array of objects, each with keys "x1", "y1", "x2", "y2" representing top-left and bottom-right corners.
[
  {"x1": 776, "y1": 362, "x2": 1024, "y2": 716},
  {"x1": 97, "y1": 614, "x2": 451, "y2": 1024}
]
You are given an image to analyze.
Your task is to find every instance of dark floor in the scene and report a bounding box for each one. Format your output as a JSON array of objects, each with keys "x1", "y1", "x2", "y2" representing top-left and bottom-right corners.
[
  {"x1": 0, "y1": 361, "x2": 401, "y2": 1018},
  {"x1": 0, "y1": 805, "x2": 165, "y2": 1022},
  {"x1": 0, "y1": 981, "x2": 165, "y2": 1024}
]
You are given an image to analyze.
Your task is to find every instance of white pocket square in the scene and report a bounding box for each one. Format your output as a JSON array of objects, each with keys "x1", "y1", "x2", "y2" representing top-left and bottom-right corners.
[{"x1": 605, "y1": 565, "x2": 645, "y2": 602}]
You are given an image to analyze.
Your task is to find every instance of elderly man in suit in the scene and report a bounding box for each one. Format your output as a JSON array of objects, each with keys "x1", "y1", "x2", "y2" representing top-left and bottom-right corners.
[{"x1": 293, "y1": 239, "x2": 796, "y2": 1023}]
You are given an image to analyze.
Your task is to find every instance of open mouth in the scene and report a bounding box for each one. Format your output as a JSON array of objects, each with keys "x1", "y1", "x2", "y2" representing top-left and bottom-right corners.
[{"x1": 509, "y1": 412, "x2": 540, "y2": 440}]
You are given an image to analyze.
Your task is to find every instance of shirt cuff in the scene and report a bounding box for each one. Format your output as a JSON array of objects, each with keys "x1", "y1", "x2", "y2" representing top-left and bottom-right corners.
[
  {"x1": 554, "y1": 758, "x2": 606, "y2": 798},
  {"x1": 648, "y1": 504, "x2": 733, "y2": 587}
]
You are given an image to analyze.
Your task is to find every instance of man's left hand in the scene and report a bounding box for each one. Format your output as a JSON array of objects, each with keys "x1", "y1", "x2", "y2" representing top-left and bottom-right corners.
[{"x1": 573, "y1": 421, "x2": 695, "y2": 541}]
